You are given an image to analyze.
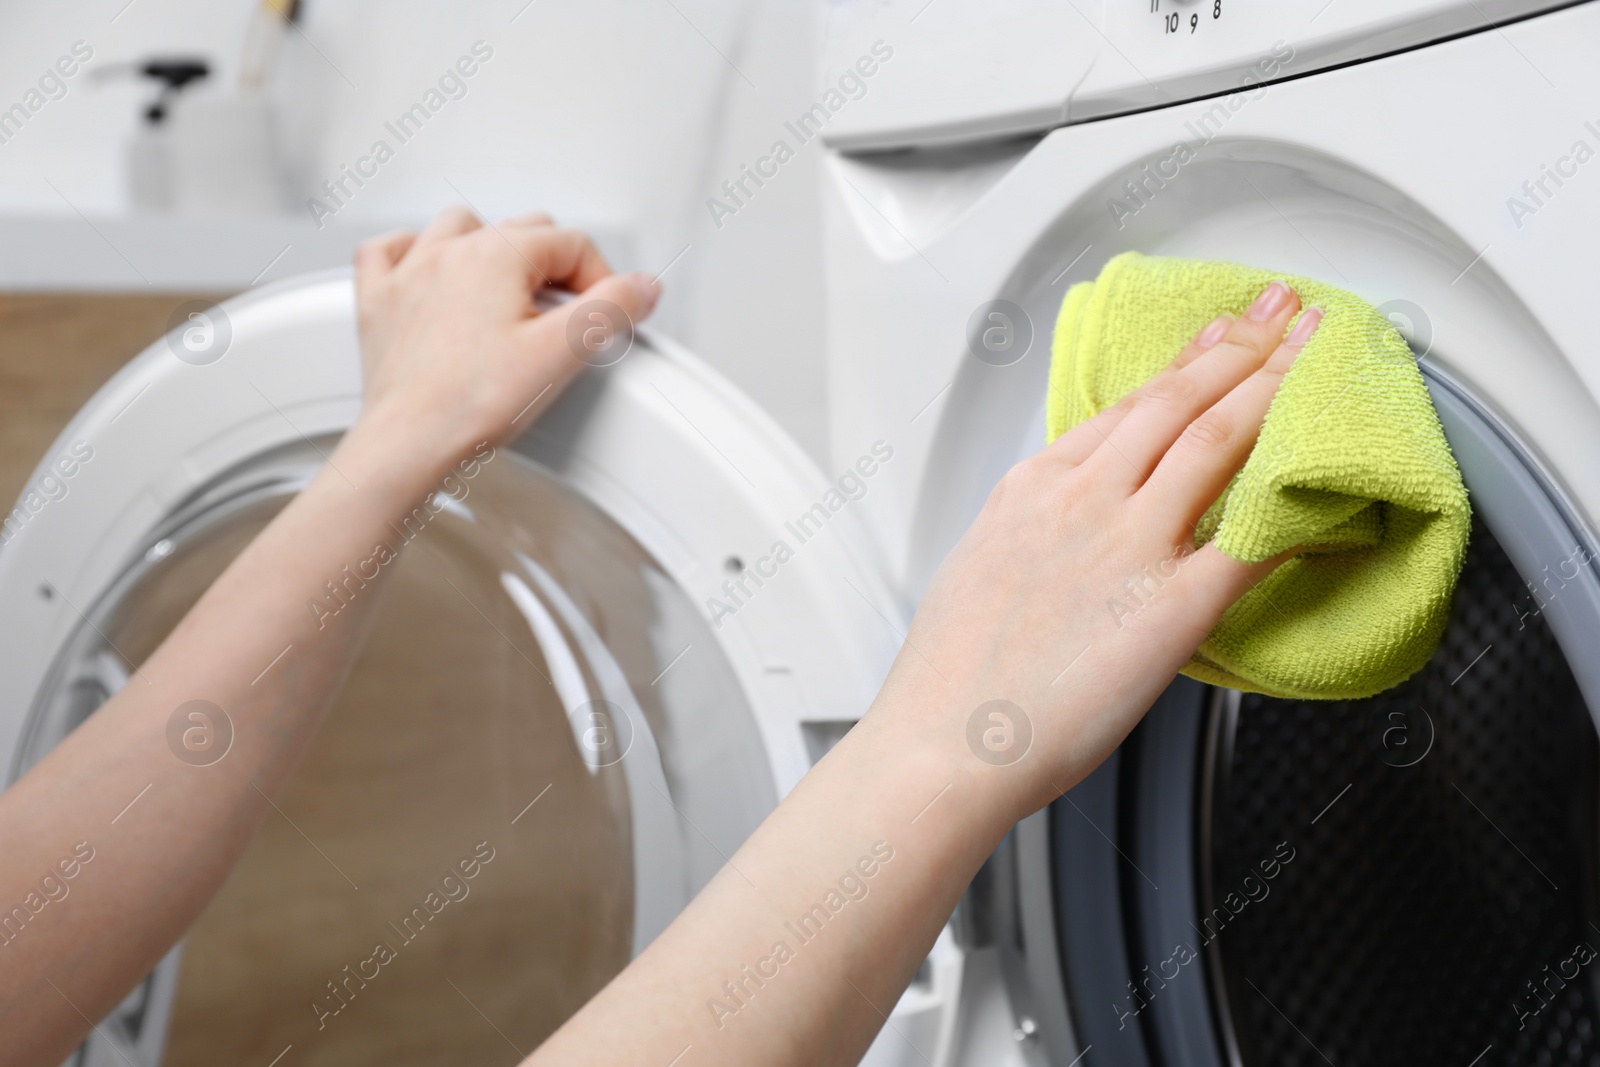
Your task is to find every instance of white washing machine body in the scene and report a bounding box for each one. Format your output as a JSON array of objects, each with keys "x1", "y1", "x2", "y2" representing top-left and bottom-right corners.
[
  {"x1": 4, "y1": 3, "x2": 1598, "y2": 1064},
  {"x1": 817, "y1": 2, "x2": 1600, "y2": 1066}
]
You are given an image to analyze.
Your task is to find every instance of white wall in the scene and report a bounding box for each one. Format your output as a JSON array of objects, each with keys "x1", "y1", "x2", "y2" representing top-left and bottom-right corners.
[{"x1": 0, "y1": 0, "x2": 830, "y2": 459}]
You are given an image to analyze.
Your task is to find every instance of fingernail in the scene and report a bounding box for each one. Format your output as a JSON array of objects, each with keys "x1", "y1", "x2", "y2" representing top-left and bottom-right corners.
[
  {"x1": 1246, "y1": 281, "x2": 1292, "y2": 321},
  {"x1": 1286, "y1": 306, "x2": 1324, "y2": 346},
  {"x1": 629, "y1": 272, "x2": 661, "y2": 313},
  {"x1": 1197, "y1": 314, "x2": 1233, "y2": 348}
]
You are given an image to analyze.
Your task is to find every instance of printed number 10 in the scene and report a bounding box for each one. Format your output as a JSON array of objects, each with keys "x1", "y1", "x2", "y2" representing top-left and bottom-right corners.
[{"x1": 1161, "y1": 1, "x2": 1221, "y2": 32}]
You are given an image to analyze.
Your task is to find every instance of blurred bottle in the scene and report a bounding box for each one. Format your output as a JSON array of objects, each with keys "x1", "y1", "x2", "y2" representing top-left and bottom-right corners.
[{"x1": 107, "y1": 0, "x2": 303, "y2": 214}]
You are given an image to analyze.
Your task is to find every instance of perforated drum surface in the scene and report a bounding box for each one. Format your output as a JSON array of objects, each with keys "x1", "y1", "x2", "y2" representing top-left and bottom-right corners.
[{"x1": 1207, "y1": 515, "x2": 1600, "y2": 1067}]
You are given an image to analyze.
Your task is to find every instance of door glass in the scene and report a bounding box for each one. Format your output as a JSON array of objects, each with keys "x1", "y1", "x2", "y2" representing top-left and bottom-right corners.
[{"x1": 20, "y1": 445, "x2": 775, "y2": 1066}]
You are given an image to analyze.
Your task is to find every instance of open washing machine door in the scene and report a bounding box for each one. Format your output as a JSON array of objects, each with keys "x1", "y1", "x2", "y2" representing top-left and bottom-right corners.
[
  {"x1": 0, "y1": 273, "x2": 961, "y2": 1067},
  {"x1": 819, "y1": 4, "x2": 1600, "y2": 1065}
]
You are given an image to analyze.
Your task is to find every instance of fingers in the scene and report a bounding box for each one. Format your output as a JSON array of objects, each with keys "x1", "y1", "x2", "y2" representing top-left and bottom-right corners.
[
  {"x1": 508, "y1": 271, "x2": 659, "y2": 428},
  {"x1": 563, "y1": 270, "x2": 660, "y2": 329},
  {"x1": 498, "y1": 226, "x2": 615, "y2": 293},
  {"x1": 1138, "y1": 307, "x2": 1322, "y2": 532},
  {"x1": 1174, "y1": 314, "x2": 1236, "y2": 370},
  {"x1": 1089, "y1": 282, "x2": 1302, "y2": 487},
  {"x1": 1045, "y1": 313, "x2": 1235, "y2": 467},
  {"x1": 1166, "y1": 541, "x2": 1301, "y2": 634},
  {"x1": 353, "y1": 229, "x2": 416, "y2": 302},
  {"x1": 355, "y1": 230, "x2": 416, "y2": 300},
  {"x1": 521, "y1": 270, "x2": 662, "y2": 368},
  {"x1": 356, "y1": 229, "x2": 417, "y2": 272},
  {"x1": 414, "y1": 205, "x2": 483, "y2": 248},
  {"x1": 395, "y1": 207, "x2": 614, "y2": 295}
]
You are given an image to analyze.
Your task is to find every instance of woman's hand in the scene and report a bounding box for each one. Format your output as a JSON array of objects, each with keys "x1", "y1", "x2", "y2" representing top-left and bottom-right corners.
[
  {"x1": 348, "y1": 207, "x2": 661, "y2": 479},
  {"x1": 873, "y1": 281, "x2": 1320, "y2": 819},
  {"x1": 533, "y1": 283, "x2": 1322, "y2": 1067}
]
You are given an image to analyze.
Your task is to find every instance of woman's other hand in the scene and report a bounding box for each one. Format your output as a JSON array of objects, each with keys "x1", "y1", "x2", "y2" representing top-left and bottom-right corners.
[
  {"x1": 349, "y1": 207, "x2": 661, "y2": 475},
  {"x1": 873, "y1": 283, "x2": 1321, "y2": 819}
]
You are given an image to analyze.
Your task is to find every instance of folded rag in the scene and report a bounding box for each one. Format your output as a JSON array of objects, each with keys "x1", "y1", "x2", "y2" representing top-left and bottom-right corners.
[{"x1": 1046, "y1": 252, "x2": 1470, "y2": 700}]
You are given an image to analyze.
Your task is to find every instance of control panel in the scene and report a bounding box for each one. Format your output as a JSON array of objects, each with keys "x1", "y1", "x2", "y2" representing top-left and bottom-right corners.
[
  {"x1": 819, "y1": 0, "x2": 1573, "y2": 151},
  {"x1": 1154, "y1": 0, "x2": 1225, "y2": 38}
]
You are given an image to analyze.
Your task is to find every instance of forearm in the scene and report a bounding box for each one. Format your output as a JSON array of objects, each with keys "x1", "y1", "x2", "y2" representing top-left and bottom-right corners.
[
  {"x1": 529, "y1": 690, "x2": 1020, "y2": 1067},
  {"x1": 0, "y1": 413, "x2": 460, "y2": 1063}
]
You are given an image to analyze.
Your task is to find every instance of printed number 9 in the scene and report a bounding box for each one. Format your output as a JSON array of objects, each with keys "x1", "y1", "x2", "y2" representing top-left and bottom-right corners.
[{"x1": 1190, "y1": 13, "x2": 1198, "y2": 31}]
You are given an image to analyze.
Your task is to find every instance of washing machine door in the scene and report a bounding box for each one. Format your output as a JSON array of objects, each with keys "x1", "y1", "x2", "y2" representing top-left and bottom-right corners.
[{"x1": 0, "y1": 273, "x2": 945, "y2": 1067}]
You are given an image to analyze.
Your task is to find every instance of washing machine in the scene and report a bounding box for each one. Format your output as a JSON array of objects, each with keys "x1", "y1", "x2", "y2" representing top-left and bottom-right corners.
[
  {"x1": 816, "y1": 1, "x2": 1600, "y2": 1065},
  {"x1": 6, "y1": 4, "x2": 1600, "y2": 1067}
]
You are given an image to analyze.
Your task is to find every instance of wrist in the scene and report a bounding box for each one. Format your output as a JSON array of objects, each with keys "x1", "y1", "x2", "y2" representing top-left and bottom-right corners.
[
  {"x1": 332, "y1": 400, "x2": 482, "y2": 505},
  {"x1": 844, "y1": 688, "x2": 1037, "y2": 855}
]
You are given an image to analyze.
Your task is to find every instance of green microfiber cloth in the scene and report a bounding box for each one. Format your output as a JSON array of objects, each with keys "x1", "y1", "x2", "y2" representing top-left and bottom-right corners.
[{"x1": 1046, "y1": 252, "x2": 1471, "y2": 700}]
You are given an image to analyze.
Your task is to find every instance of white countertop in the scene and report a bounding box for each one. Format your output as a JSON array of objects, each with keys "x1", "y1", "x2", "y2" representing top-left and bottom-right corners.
[
  {"x1": 0, "y1": 212, "x2": 392, "y2": 291},
  {"x1": 0, "y1": 212, "x2": 639, "y2": 293}
]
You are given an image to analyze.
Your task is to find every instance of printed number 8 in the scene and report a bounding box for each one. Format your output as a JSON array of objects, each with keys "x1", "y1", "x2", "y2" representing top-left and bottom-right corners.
[{"x1": 1214, "y1": 0, "x2": 1222, "y2": 16}]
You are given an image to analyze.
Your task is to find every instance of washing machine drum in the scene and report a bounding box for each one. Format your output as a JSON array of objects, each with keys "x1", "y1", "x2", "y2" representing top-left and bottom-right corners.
[
  {"x1": 1214, "y1": 510, "x2": 1597, "y2": 1067},
  {"x1": 1051, "y1": 366, "x2": 1600, "y2": 1067}
]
